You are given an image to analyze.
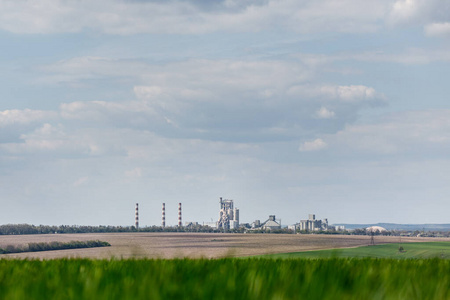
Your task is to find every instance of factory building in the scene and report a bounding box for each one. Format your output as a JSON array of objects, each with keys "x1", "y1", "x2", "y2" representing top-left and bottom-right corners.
[
  {"x1": 252, "y1": 215, "x2": 281, "y2": 230},
  {"x1": 217, "y1": 197, "x2": 239, "y2": 230},
  {"x1": 298, "y1": 214, "x2": 328, "y2": 231}
]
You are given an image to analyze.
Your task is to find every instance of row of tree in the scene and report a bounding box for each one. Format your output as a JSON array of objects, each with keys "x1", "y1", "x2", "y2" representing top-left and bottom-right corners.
[
  {"x1": 0, "y1": 240, "x2": 110, "y2": 254},
  {"x1": 1, "y1": 224, "x2": 448, "y2": 237},
  {"x1": 0, "y1": 224, "x2": 138, "y2": 235},
  {"x1": 0, "y1": 224, "x2": 223, "y2": 235}
]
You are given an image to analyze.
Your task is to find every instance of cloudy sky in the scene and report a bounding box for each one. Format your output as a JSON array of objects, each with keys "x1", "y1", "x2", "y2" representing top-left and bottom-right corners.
[{"x1": 1, "y1": 0, "x2": 450, "y2": 226}]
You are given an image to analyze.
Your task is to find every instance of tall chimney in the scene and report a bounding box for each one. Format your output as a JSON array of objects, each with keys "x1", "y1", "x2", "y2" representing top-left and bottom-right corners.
[
  {"x1": 162, "y1": 203, "x2": 166, "y2": 228},
  {"x1": 178, "y1": 203, "x2": 182, "y2": 227},
  {"x1": 135, "y1": 203, "x2": 139, "y2": 229}
]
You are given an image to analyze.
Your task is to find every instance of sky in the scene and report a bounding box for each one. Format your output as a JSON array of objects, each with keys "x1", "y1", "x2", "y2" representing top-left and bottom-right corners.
[{"x1": 1, "y1": 0, "x2": 450, "y2": 226}]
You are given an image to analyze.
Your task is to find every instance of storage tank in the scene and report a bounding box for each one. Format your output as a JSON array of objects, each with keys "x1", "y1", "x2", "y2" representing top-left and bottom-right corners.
[{"x1": 234, "y1": 208, "x2": 239, "y2": 224}]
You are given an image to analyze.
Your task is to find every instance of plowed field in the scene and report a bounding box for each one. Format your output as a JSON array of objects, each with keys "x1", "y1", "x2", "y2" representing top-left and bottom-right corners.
[{"x1": 1, "y1": 232, "x2": 448, "y2": 259}]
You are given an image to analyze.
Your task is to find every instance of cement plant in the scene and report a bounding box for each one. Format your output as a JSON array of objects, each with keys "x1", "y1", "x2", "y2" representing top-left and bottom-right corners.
[{"x1": 134, "y1": 197, "x2": 345, "y2": 233}]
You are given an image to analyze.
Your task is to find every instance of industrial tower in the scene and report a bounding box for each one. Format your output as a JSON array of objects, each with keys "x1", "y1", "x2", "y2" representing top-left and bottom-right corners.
[
  {"x1": 135, "y1": 203, "x2": 139, "y2": 229},
  {"x1": 217, "y1": 197, "x2": 239, "y2": 230}
]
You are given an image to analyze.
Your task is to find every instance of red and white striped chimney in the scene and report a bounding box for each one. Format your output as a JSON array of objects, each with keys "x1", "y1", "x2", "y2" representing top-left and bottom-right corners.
[
  {"x1": 135, "y1": 203, "x2": 139, "y2": 229},
  {"x1": 162, "y1": 203, "x2": 166, "y2": 228},
  {"x1": 178, "y1": 203, "x2": 182, "y2": 227}
]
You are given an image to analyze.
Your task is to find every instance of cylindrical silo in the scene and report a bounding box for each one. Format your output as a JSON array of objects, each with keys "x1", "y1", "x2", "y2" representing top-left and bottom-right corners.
[{"x1": 234, "y1": 208, "x2": 239, "y2": 224}]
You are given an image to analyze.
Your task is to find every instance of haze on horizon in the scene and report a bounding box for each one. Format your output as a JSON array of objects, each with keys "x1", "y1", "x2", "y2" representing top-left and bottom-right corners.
[{"x1": 0, "y1": 0, "x2": 449, "y2": 227}]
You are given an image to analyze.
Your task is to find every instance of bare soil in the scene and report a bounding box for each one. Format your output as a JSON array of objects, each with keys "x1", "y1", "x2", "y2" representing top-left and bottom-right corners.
[{"x1": 1, "y1": 232, "x2": 448, "y2": 259}]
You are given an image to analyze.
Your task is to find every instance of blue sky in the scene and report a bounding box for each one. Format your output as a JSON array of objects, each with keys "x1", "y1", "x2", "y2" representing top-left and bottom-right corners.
[{"x1": 1, "y1": 0, "x2": 450, "y2": 226}]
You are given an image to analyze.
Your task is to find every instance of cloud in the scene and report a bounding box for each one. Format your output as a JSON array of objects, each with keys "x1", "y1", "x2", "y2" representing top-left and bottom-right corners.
[
  {"x1": 351, "y1": 49, "x2": 450, "y2": 64},
  {"x1": 324, "y1": 109, "x2": 450, "y2": 156},
  {"x1": 2, "y1": 0, "x2": 449, "y2": 41},
  {"x1": 287, "y1": 84, "x2": 383, "y2": 104},
  {"x1": 424, "y1": 22, "x2": 450, "y2": 37},
  {"x1": 299, "y1": 138, "x2": 327, "y2": 151},
  {"x1": 297, "y1": 48, "x2": 450, "y2": 66},
  {"x1": 0, "y1": 109, "x2": 57, "y2": 127},
  {"x1": 0, "y1": 0, "x2": 390, "y2": 35},
  {"x1": 124, "y1": 167, "x2": 142, "y2": 179},
  {"x1": 388, "y1": 0, "x2": 447, "y2": 24},
  {"x1": 0, "y1": 123, "x2": 106, "y2": 157},
  {"x1": 29, "y1": 56, "x2": 387, "y2": 143},
  {"x1": 388, "y1": 0, "x2": 450, "y2": 38},
  {"x1": 315, "y1": 107, "x2": 335, "y2": 119},
  {"x1": 73, "y1": 177, "x2": 89, "y2": 187},
  {"x1": 389, "y1": 0, "x2": 421, "y2": 23}
]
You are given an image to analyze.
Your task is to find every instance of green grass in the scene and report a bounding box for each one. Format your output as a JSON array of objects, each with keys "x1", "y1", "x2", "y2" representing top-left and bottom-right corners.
[
  {"x1": 257, "y1": 242, "x2": 450, "y2": 259},
  {"x1": 0, "y1": 258, "x2": 449, "y2": 300}
]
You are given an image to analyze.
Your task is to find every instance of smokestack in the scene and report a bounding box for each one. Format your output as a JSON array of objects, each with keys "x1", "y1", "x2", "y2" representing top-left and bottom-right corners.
[
  {"x1": 178, "y1": 203, "x2": 182, "y2": 227},
  {"x1": 162, "y1": 203, "x2": 166, "y2": 228},
  {"x1": 135, "y1": 203, "x2": 139, "y2": 229}
]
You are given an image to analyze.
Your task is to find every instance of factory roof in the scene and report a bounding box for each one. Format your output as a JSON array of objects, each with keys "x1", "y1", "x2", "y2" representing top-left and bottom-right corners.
[{"x1": 263, "y1": 220, "x2": 281, "y2": 229}]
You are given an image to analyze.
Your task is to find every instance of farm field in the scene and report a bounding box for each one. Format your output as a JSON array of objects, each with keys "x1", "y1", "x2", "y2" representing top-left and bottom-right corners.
[
  {"x1": 1, "y1": 232, "x2": 449, "y2": 259},
  {"x1": 1, "y1": 234, "x2": 449, "y2": 299},
  {"x1": 258, "y1": 241, "x2": 450, "y2": 259},
  {"x1": 0, "y1": 258, "x2": 448, "y2": 299}
]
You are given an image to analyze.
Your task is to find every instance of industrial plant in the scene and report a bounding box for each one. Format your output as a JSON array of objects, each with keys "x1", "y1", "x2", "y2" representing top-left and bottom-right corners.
[
  {"x1": 134, "y1": 198, "x2": 337, "y2": 232},
  {"x1": 298, "y1": 214, "x2": 328, "y2": 231},
  {"x1": 217, "y1": 197, "x2": 239, "y2": 230},
  {"x1": 250, "y1": 215, "x2": 282, "y2": 230}
]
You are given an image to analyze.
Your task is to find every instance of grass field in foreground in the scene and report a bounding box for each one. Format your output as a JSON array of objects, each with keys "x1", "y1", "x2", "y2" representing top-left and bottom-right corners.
[
  {"x1": 258, "y1": 241, "x2": 450, "y2": 259},
  {"x1": 0, "y1": 258, "x2": 449, "y2": 300}
]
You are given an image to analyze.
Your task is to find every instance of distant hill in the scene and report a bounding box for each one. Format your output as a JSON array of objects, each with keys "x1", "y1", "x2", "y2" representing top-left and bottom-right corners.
[{"x1": 332, "y1": 223, "x2": 450, "y2": 231}]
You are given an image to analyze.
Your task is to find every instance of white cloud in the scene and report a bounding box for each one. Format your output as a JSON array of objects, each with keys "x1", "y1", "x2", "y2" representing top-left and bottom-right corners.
[
  {"x1": 1, "y1": 0, "x2": 449, "y2": 41},
  {"x1": 389, "y1": 0, "x2": 420, "y2": 23},
  {"x1": 299, "y1": 138, "x2": 327, "y2": 151},
  {"x1": 424, "y1": 22, "x2": 450, "y2": 36},
  {"x1": 388, "y1": 0, "x2": 447, "y2": 24},
  {"x1": 133, "y1": 86, "x2": 163, "y2": 100},
  {"x1": 0, "y1": 123, "x2": 103, "y2": 156},
  {"x1": 288, "y1": 84, "x2": 382, "y2": 103},
  {"x1": 0, "y1": 0, "x2": 390, "y2": 35},
  {"x1": 60, "y1": 100, "x2": 156, "y2": 124},
  {"x1": 0, "y1": 109, "x2": 57, "y2": 127},
  {"x1": 335, "y1": 85, "x2": 377, "y2": 102},
  {"x1": 298, "y1": 48, "x2": 450, "y2": 66},
  {"x1": 31, "y1": 56, "x2": 386, "y2": 142},
  {"x1": 315, "y1": 107, "x2": 335, "y2": 119},
  {"x1": 352, "y1": 49, "x2": 450, "y2": 64},
  {"x1": 73, "y1": 177, "x2": 89, "y2": 187},
  {"x1": 388, "y1": 0, "x2": 450, "y2": 38},
  {"x1": 124, "y1": 167, "x2": 142, "y2": 179},
  {"x1": 328, "y1": 109, "x2": 450, "y2": 155}
]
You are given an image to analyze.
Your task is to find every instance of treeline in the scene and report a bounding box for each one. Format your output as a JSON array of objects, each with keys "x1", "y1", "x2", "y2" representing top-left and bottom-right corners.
[
  {"x1": 1, "y1": 224, "x2": 449, "y2": 237},
  {"x1": 0, "y1": 240, "x2": 110, "y2": 254},
  {"x1": 0, "y1": 224, "x2": 223, "y2": 235},
  {"x1": 0, "y1": 224, "x2": 140, "y2": 235},
  {"x1": 350, "y1": 228, "x2": 450, "y2": 237}
]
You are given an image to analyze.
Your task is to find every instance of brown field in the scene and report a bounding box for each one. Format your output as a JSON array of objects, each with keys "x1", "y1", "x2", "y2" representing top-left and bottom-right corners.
[{"x1": 1, "y1": 232, "x2": 449, "y2": 259}]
